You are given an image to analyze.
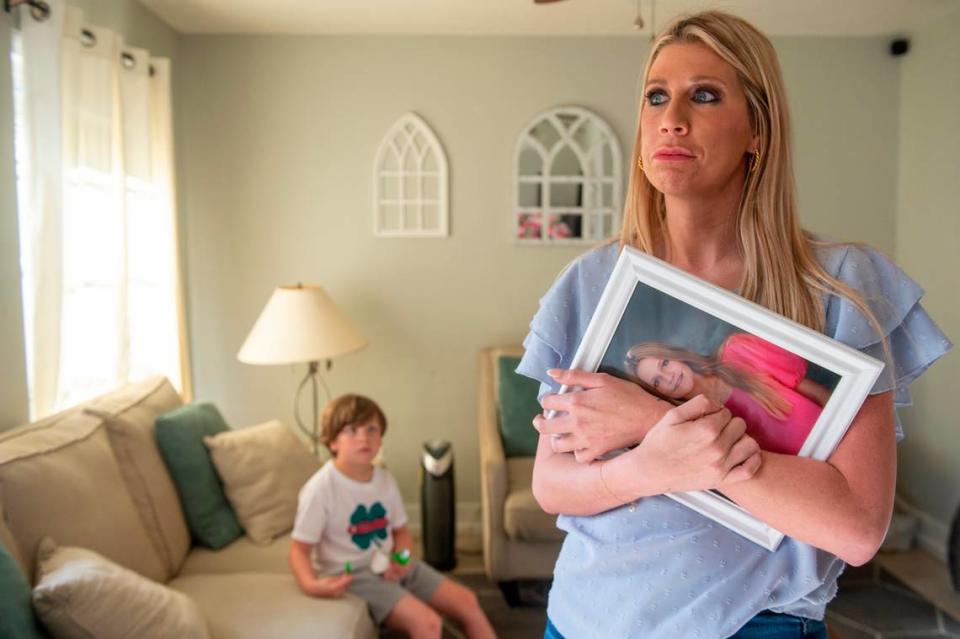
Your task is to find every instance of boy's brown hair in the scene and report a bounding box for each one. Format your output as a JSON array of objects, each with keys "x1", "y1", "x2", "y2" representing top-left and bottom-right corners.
[{"x1": 320, "y1": 394, "x2": 387, "y2": 454}]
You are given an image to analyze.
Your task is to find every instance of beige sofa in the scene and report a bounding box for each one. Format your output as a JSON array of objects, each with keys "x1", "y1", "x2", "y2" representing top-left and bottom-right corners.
[
  {"x1": 478, "y1": 346, "x2": 564, "y2": 606},
  {"x1": 0, "y1": 376, "x2": 375, "y2": 639}
]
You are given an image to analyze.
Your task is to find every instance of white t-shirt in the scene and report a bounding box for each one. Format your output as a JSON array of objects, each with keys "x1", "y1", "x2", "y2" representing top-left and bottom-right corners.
[{"x1": 292, "y1": 461, "x2": 409, "y2": 575}]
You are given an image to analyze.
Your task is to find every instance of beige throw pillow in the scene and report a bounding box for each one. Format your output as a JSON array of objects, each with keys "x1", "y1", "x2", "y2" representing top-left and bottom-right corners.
[
  {"x1": 83, "y1": 376, "x2": 191, "y2": 577},
  {"x1": 32, "y1": 538, "x2": 209, "y2": 639},
  {"x1": 204, "y1": 420, "x2": 319, "y2": 545},
  {"x1": 0, "y1": 415, "x2": 168, "y2": 584}
]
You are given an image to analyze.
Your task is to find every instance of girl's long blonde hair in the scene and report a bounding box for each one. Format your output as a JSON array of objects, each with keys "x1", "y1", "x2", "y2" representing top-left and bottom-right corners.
[
  {"x1": 625, "y1": 341, "x2": 791, "y2": 418},
  {"x1": 621, "y1": 10, "x2": 881, "y2": 335}
]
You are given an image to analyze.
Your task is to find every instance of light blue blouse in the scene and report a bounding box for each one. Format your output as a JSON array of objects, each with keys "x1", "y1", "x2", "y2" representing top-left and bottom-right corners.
[{"x1": 517, "y1": 241, "x2": 951, "y2": 639}]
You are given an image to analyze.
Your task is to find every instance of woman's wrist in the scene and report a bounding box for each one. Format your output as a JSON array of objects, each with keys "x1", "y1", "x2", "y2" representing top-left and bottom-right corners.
[
  {"x1": 613, "y1": 390, "x2": 672, "y2": 452},
  {"x1": 599, "y1": 447, "x2": 659, "y2": 503},
  {"x1": 636, "y1": 395, "x2": 673, "y2": 442}
]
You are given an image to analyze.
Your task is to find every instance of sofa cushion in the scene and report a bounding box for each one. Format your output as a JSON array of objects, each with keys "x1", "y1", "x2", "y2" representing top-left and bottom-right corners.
[
  {"x1": 497, "y1": 356, "x2": 542, "y2": 457},
  {"x1": 503, "y1": 458, "x2": 564, "y2": 543},
  {"x1": 204, "y1": 420, "x2": 319, "y2": 545},
  {"x1": 168, "y1": 573, "x2": 376, "y2": 639},
  {"x1": 0, "y1": 411, "x2": 168, "y2": 583},
  {"x1": 178, "y1": 534, "x2": 292, "y2": 577},
  {"x1": 155, "y1": 403, "x2": 244, "y2": 550},
  {"x1": 85, "y1": 376, "x2": 191, "y2": 576},
  {"x1": 0, "y1": 537, "x2": 46, "y2": 639},
  {"x1": 32, "y1": 538, "x2": 209, "y2": 639}
]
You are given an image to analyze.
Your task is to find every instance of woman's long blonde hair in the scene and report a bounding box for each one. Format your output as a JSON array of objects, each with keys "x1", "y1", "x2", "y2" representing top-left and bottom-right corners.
[
  {"x1": 621, "y1": 10, "x2": 880, "y2": 334},
  {"x1": 625, "y1": 341, "x2": 791, "y2": 418}
]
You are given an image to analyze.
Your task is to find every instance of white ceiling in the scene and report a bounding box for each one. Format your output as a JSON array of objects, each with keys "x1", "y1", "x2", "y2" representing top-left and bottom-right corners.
[{"x1": 137, "y1": 0, "x2": 960, "y2": 37}]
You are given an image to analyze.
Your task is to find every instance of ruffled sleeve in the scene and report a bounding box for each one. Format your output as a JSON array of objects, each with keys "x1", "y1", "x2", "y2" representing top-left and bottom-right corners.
[
  {"x1": 516, "y1": 243, "x2": 620, "y2": 400},
  {"x1": 819, "y1": 244, "x2": 952, "y2": 439}
]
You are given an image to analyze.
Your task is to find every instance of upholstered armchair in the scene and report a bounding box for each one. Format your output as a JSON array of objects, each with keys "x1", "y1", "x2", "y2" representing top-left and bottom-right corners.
[{"x1": 478, "y1": 345, "x2": 564, "y2": 606}]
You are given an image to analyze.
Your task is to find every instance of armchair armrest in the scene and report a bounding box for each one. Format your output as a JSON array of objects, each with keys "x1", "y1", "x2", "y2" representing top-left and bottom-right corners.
[
  {"x1": 478, "y1": 347, "x2": 507, "y2": 508},
  {"x1": 478, "y1": 347, "x2": 512, "y2": 578}
]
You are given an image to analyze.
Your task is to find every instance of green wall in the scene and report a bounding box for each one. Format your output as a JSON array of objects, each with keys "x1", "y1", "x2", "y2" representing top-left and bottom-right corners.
[
  {"x1": 174, "y1": 34, "x2": 901, "y2": 505},
  {"x1": 895, "y1": 7, "x2": 960, "y2": 549}
]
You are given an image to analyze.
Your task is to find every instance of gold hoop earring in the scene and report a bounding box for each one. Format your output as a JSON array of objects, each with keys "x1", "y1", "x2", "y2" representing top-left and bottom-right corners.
[
  {"x1": 637, "y1": 156, "x2": 644, "y2": 171},
  {"x1": 750, "y1": 149, "x2": 761, "y2": 174}
]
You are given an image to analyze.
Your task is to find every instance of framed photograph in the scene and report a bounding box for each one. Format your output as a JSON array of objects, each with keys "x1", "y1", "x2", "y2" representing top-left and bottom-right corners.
[{"x1": 558, "y1": 246, "x2": 883, "y2": 550}]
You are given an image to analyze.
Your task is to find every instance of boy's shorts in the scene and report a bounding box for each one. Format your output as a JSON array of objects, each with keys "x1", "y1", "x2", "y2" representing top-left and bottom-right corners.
[{"x1": 348, "y1": 560, "x2": 446, "y2": 624}]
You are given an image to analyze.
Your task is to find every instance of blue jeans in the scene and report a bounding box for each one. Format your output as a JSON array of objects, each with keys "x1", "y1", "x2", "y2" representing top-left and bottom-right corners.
[
  {"x1": 730, "y1": 611, "x2": 827, "y2": 639},
  {"x1": 543, "y1": 611, "x2": 827, "y2": 638},
  {"x1": 543, "y1": 618, "x2": 564, "y2": 639}
]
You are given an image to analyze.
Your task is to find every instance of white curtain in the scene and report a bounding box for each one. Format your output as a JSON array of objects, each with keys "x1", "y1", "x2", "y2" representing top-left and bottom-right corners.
[{"x1": 15, "y1": 0, "x2": 190, "y2": 418}]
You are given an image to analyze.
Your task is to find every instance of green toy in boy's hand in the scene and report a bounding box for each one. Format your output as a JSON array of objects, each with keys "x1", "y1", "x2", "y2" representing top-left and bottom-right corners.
[
  {"x1": 392, "y1": 549, "x2": 411, "y2": 566},
  {"x1": 344, "y1": 560, "x2": 353, "y2": 575}
]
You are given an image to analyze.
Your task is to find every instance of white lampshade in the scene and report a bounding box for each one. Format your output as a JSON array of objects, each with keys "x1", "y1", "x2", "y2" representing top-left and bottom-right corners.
[{"x1": 237, "y1": 285, "x2": 367, "y2": 365}]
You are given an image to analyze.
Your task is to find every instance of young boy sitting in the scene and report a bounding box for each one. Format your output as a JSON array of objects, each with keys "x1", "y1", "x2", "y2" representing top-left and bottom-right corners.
[{"x1": 289, "y1": 394, "x2": 496, "y2": 639}]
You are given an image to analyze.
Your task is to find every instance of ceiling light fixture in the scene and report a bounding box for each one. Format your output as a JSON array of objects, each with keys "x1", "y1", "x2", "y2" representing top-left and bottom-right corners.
[{"x1": 633, "y1": 0, "x2": 644, "y2": 30}]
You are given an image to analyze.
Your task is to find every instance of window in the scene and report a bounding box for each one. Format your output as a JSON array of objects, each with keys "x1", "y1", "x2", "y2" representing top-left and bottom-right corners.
[{"x1": 12, "y1": 14, "x2": 187, "y2": 418}]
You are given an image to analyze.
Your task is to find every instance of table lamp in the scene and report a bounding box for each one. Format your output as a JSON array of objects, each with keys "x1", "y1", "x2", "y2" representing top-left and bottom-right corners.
[{"x1": 237, "y1": 284, "x2": 367, "y2": 454}]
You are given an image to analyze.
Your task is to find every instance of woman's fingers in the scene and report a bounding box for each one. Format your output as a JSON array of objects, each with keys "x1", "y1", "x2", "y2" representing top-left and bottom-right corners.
[
  {"x1": 722, "y1": 430, "x2": 758, "y2": 471},
  {"x1": 546, "y1": 368, "x2": 611, "y2": 389},
  {"x1": 723, "y1": 446, "x2": 763, "y2": 484},
  {"x1": 713, "y1": 415, "x2": 747, "y2": 458},
  {"x1": 540, "y1": 391, "x2": 580, "y2": 413},
  {"x1": 532, "y1": 413, "x2": 573, "y2": 436},
  {"x1": 532, "y1": 414, "x2": 591, "y2": 456},
  {"x1": 574, "y1": 447, "x2": 604, "y2": 463},
  {"x1": 550, "y1": 433, "x2": 579, "y2": 455},
  {"x1": 666, "y1": 394, "x2": 724, "y2": 426}
]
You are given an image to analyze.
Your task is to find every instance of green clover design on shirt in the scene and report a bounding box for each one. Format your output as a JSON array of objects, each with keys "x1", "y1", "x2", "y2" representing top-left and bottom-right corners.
[{"x1": 347, "y1": 502, "x2": 389, "y2": 550}]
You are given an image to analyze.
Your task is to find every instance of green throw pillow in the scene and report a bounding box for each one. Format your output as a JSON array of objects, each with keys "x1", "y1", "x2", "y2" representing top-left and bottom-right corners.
[
  {"x1": 155, "y1": 403, "x2": 243, "y2": 549},
  {"x1": 497, "y1": 356, "x2": 543, "y2": 457},
  {"x1": 0, "y1": 538, "x2": 48, "y2": 639}
]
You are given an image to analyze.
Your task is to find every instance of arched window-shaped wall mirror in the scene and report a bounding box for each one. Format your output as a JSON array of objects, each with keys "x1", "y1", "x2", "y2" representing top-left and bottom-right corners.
[
  {"x1": 514, "y1": 106, "x2": 623, "y2": 244},
  {"x1": 374, "y1": 112, "x2": 449, "y2": 237}
]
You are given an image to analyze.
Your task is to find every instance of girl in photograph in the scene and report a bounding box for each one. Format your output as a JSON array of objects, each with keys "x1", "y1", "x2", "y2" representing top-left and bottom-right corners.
[
  {"x1": 517, "y1": 10, "x2": 951, "y2": 639},
  {"x1": 625, "y1": 333, "x2": 830, "y2": 455}
]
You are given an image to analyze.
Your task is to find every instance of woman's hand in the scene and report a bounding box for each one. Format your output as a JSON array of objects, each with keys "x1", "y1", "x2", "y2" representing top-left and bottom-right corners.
[
  {"x1": 533, "y1": 368, "x2": 667, "y2": 462},
  {"x1": 309, "y1": 573, "x2": 353, "y2": 598},
  {"x1": 617, "y1": 394, "x2": 762, "y2": 496}
]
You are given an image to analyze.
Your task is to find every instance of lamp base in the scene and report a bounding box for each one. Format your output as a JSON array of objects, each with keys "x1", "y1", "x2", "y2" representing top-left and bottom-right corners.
[{"x1": 294, "y1": 361, "x2": 332, "y2": 456}]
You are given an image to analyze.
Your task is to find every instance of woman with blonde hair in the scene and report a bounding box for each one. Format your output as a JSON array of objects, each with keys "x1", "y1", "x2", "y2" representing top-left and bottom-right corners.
[{"x1": 517, "y1": 10, "x2": 950, "y2": 639}]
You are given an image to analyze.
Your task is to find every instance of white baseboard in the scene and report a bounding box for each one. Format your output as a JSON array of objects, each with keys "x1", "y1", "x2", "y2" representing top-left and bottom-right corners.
[
  {"x1": 896, "y1": 495, "x2": 949, "y2": 562},
  {"x1": 404, "y1": 501, "x2": 481, "y2": 538}
]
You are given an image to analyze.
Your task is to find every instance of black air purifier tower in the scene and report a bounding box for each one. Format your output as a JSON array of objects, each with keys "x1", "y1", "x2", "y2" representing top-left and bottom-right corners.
[{"x1": 420, "y1": 439, "x2": 455, "y2": 571}]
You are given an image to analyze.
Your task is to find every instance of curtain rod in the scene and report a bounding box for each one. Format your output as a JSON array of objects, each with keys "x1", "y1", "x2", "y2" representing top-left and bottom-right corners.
[
  {"x1": 6, "y1": 2, "x2": 154, "y2": 76},
  {"x1": 4, "y1": 0, "x2": 50, "y2": 22}
]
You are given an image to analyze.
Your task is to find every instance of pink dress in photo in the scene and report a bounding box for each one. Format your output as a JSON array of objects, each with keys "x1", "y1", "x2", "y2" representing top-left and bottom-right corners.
[{"x1": 719, "y1": 333, "x2": 823, "y2": 455}]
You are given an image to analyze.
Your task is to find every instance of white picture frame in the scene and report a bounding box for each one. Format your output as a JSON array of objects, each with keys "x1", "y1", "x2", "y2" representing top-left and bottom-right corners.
[{"x1": 558, "y1": 246, "x2": 883, "y2": 550}]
